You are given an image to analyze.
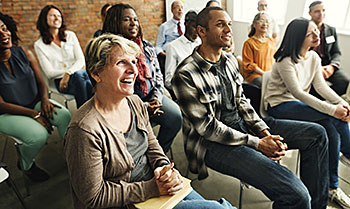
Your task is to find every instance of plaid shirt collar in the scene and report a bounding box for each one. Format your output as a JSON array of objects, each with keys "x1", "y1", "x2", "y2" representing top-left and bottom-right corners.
[{"x1": 192, "y1": 46, "x2": 239, "y2": 80}]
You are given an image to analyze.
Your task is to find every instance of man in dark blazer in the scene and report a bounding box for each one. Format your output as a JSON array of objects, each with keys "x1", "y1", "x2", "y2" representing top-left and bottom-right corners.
[{"x1": 309, "y1": 1, "x2": 349, "y2": 97}]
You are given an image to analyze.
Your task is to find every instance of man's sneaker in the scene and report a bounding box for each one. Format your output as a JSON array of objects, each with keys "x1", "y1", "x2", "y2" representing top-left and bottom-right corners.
[
  {"x1": 340, "y1": 154, "x2": 350, "y2": 167},
  {"x1": 329, "y1": 188, "x2": 350, "y2": 209}
]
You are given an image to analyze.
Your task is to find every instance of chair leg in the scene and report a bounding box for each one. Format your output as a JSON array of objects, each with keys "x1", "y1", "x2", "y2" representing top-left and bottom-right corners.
[
  {"x1": 239, "y1": 182, "x2": 244, "y2": 209},
  {"x1": 14, "y1": 143, "x2": 30, "y2": 196},
  {"x1": 1, "y1": 137, "x2": 8, "y2": 162},
  {"x1": 169, "y1": 147, "x2": 174, "y2": 161},
  {"x1": 6, "y1": 176, "x2": 27, "y2": 209},
  {"x1": 64, "y1": 99, "x2": 68, "y2": 109},
  {"x1": 295, "y1": 151, "x2": 300, "y2": 176}
]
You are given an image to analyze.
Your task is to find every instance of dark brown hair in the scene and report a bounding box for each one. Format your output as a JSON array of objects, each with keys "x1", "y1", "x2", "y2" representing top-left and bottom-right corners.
[{"x1": 36, "y1": 5, "x2": 67, "y2": 44}]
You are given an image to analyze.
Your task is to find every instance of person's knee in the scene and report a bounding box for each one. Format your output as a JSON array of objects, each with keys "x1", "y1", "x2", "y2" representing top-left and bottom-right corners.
[
  {"x1": 23, "y1": 127, "x2": 48, "y2": 147},
  {"x1": 309, "y1": 123, "x2": 328, "y2": 148},
  {"x1": 291, "y1": 182, "x2": 311, "y2": 207}
]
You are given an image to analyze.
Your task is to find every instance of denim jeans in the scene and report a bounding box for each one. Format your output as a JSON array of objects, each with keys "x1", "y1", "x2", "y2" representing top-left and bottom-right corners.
[
  {"x1": 203, "y1": 116, "x2": 330, "y2": 209},
  {"x1": 268, "y1": 101, "x2": 350, "y2": 189},
  {"x1": 55, "y1": 69, "x2": 93, "y2": 108},
  {"x1": 264, "y1": 116, "x2": 329, "y2": 209},
  {"x1": 150, "y1": 95, "x2": 182, "y2": 153},
  {"x1": 174, "y1": 190, "x2": 236, "y2": 209}
]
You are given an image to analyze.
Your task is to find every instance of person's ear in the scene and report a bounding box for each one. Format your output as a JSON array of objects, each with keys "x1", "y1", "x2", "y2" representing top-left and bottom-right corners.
[
  {"x1": 91, "y1": 72, "x2": 101, "y2": 83},
  {"x1": 197, "y1": 25, "x2": 206, "y2": 38}
]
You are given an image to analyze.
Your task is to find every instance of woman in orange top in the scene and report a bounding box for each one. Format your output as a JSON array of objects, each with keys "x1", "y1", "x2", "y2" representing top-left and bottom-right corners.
[{"x1": 242, "y1": 12, "x2": 277, "y2": 87}]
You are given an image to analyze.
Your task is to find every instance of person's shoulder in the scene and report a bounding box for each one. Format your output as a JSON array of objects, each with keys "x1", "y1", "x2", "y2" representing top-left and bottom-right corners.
[
  {"x1": 65, "y1": 30, "x2": 78, "y2": 39},
  {"x1": 167, "y1": 36, "x2": 182, "y2": 47},
  {"x1": 65, "y1": 30, "x2": 75, "y2": 36},
  {"x1": 308, "y1": 50, "x2": 321, "y2": 61},
  {"x1": 323, "y1": 24, "x2": 337, "y2": 35},
  {"x1": 175, "y1": 53, "x2": 197, "y2": 76},
  {"x1": 69, "y1": 99, "x2": 99, "y2": 129},
  {"x1": 142, "y1": 39, "x2": 154, "y2": 47},
  {"x1": 128, "y1": 95, "x2": 144, "y2": 107},
  {"x1": 243, "y1": 37, "x2": 256, "y2": 45},
  {"x1": 34, "y1": 37, "x2": 44, "y2": 47}
]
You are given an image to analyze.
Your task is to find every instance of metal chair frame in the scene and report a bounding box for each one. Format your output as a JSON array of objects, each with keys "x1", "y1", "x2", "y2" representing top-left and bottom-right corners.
[
  {"x1": 0, "y1": 162, "x2": 27, "y2": 209},
  {"x1": 1, "y1": 135, "x2": 31, "y2": 196}
]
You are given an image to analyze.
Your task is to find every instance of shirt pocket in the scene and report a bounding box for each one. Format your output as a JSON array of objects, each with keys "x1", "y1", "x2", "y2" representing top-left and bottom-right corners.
[{"x1": 62, "y1": 43, "x2": 74, "y2": 59}]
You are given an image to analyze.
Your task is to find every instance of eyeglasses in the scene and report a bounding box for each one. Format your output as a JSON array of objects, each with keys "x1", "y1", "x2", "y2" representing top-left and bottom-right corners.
[
  {"x1": 258, "y1": 4, "x2": 268, "y2": 7},
  {"x1": 256, "y1": 19, "x2": 269, "y2": 24}
]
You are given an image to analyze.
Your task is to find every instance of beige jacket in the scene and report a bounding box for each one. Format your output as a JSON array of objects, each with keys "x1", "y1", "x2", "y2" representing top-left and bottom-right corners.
[{"x1": 64, "y1": 95, "x2": 169, "y2": 209}]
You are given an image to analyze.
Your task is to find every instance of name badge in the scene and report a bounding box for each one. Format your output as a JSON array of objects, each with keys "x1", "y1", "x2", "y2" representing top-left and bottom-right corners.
[{"x1": 326, "y1": 35, "x2": 335, "y2": 44}]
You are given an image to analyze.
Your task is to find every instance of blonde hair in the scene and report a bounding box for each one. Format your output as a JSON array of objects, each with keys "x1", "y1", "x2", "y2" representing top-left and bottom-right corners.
[{"x1": 85, "y1": 33, "x2": 141, "y2": 85}]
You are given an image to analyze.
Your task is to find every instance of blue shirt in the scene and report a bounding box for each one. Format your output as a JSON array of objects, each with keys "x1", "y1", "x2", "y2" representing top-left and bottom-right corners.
[
  {"x1": 0, "y1": 46, "x2": 40, "y2": 109},
  {"x1": 155, "y1": 18, "x2": 184, "y2": 55}
]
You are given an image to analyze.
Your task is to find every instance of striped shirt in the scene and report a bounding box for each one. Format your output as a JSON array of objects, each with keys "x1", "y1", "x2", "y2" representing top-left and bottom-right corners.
[{"x1": 172, "y1": 47, "x2": 268, "y2": 179}]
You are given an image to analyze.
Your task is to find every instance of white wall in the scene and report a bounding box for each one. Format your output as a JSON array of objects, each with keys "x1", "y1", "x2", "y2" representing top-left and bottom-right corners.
[{"x1": 227, "y1": 0, "x2": 350, "y2": 75}]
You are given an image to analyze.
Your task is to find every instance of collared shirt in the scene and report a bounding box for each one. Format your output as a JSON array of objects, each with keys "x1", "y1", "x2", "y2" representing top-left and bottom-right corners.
[
  {"x1": 34, "y1": 30, "x2": 85, "y2": 79},
  {"x1": 172, "y1": 47, "x2": 268, "y2": 180},
  {"x1": 164, "y1": 35, "x2": 201, "y2": 89},
  {"x1": 155, "y1": 18, "x2": 185, "y2": 54},
  {"x1": 313, "y1": 23, "x2": 341, "y2": 69},
  {"x1": 313, "y1": 24, "x2": 325, "y2": 59},
  {"x1": 134, "y1": 39, "x2": 164, "y2": 103},
  {"x1": 211, "y1": 58, "x2": 243, "y2": 128}
]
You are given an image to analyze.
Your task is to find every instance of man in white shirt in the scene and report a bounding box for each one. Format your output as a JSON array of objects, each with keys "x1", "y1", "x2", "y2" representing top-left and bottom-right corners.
[
  {"x1": 257, "y1": 0, "x2": 280, "y2": 43},
  {"x1": 164, "y1": 11, "x2": 200, "y2": 92}
]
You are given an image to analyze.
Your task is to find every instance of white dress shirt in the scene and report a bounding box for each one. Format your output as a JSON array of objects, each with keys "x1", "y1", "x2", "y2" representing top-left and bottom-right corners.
[
  {"x1": 34, "y1": 30, "x2": 85, "y2": 80},
  {"x1": 164, "y1": 35, "x2": 200, "y2": 89},
  {"x1": 155, "y1": 18, "x2": 185, "y2": 55}
]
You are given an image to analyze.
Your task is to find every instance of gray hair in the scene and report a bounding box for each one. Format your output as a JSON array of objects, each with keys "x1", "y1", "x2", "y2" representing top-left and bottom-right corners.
[{"x1": 85, "y1": 33, "x2": 141, "y2": 86}]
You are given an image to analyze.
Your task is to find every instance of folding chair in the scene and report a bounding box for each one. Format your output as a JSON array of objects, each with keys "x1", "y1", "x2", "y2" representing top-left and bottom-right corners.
[
  {"x1": 0, "y1": 162, "x2": 27, "y2": 209},
  {"x1": 1, "y1": 135, "x2": 31, "y2": 196}
]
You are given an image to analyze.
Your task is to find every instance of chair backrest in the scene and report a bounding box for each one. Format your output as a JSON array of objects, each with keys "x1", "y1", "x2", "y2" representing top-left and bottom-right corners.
[
  {"x1": 0, "y1": 167, "x2": 9, "y2": 183},
  {"x1": 260, "y1": 71, "x2": 272, "y2": 118},
  {"x1": 346, "y1": 82, "x2": 350, "y2": 103}
]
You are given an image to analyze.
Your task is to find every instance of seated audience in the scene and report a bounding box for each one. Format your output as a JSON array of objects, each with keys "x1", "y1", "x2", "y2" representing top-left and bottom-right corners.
[
  {"x1": 242, "y1": 12, "x2": 276, "y2": 87},
  {"x1": 102, "y1": 3, "x2": 182, "y2": 153},
  {"x1": 308, "y1": 1, "x2": 350, "y2": 98},
  {"x1": 257, "y1": 0, "x2": 280, "y2": 43},
  {"x1": 173, "y1": 7, "x2": 329, "y2": 209},
  {"x1": 156, "y1": 0, "x2": 184, "y2": 76},
  {"x1": 165, "y1": 10, "x2": 200, "y2": 92},
  {"x1": 264, "y1": 17, "x2": 350, "y2": 208},
  {"x1": 0, "y1": 13, "x2": 71, "y2": 182},
  {"x1": 34, "y1": 5, "x2": 93, "y2": 108},
  {"x1": 64, "y1": 33, "x2": 235, "y2": 209},
  {"x1": 93, "y1": 3, "x2": 111, "y2": 38},
  {"x1": 206, "y1": 0, "x2": 221, "y2": 7}
]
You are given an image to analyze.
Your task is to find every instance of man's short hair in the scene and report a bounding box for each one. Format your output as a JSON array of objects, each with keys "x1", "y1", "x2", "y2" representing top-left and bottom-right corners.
[
  {"x1": 171, "y1": 0, "x2": 182, "y2": 10},
  {"x1": 196, "y1": 6, "x2": 224, "y2": 29},
  {"x1": 309, "y1": 1, "x2": 323, "y2": 12},
  {"x1": 185, "y1": 10, "x2": 197, "y2": 23}
]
